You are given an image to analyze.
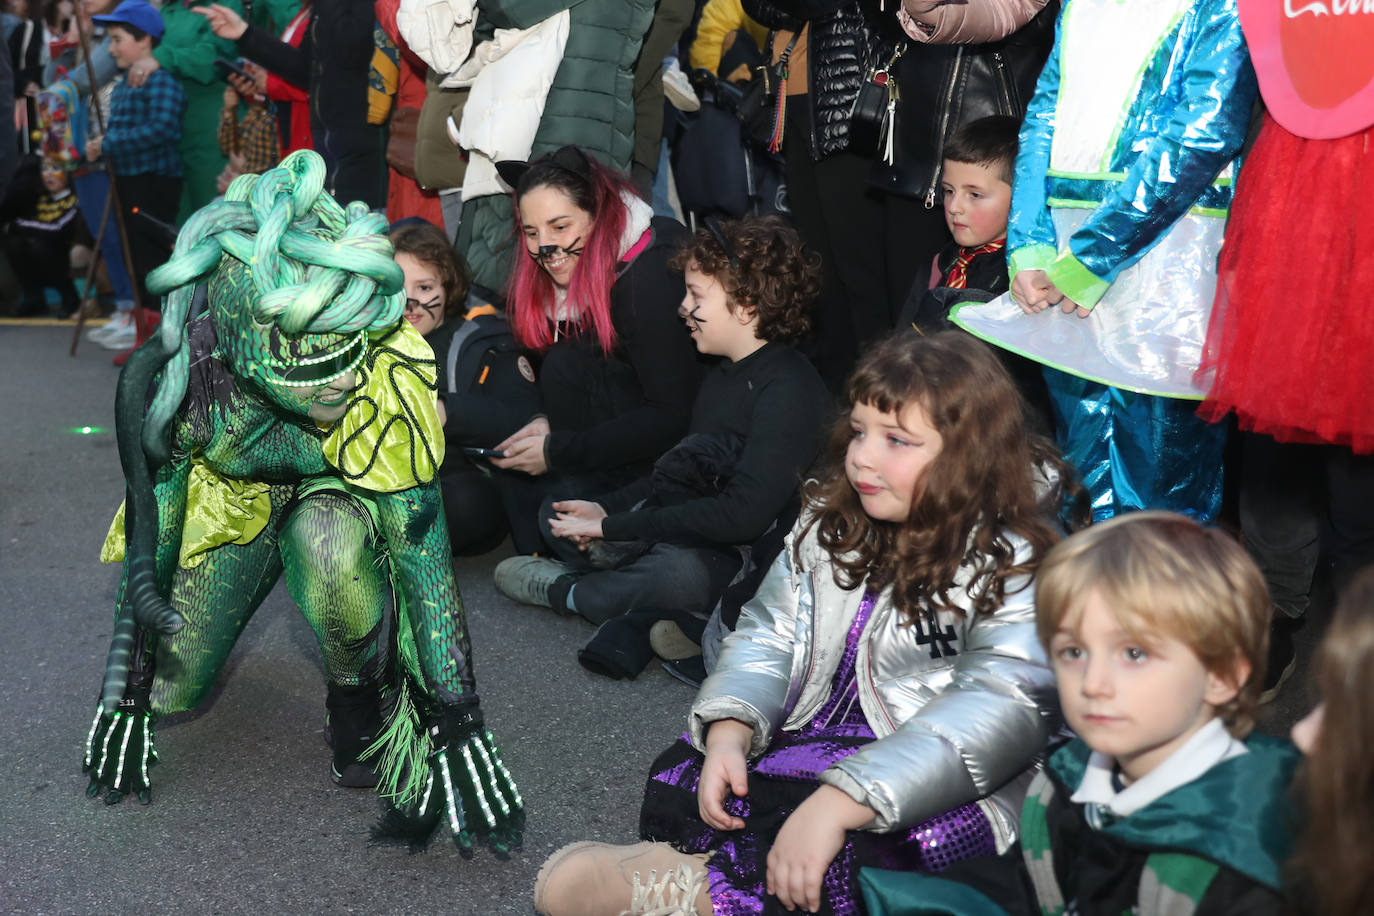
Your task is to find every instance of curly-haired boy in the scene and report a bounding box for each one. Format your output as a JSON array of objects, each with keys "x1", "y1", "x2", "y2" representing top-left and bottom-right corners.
[{"x1": 497, "y1": 216, "x2": 830, "y2": 679}]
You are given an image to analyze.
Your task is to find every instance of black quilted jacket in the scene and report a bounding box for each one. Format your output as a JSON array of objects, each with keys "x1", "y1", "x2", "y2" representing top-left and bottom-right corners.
[{"x1": 742, "y1": 0, "x2": 896, "y2": 160}]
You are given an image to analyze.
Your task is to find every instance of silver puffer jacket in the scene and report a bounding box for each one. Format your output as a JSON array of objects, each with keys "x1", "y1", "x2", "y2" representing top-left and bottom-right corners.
[{"x1": 689, "y1": 519, "x2": 1059, "y2": 849}]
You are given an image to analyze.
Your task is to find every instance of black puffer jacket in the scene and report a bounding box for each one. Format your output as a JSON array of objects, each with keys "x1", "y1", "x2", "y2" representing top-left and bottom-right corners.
[
  {"x1": 872, "y1": 1, "x2": 1057, "y2": 202},
  {"x1": 743, "y1": 0, "x2": 900, "y2": 160}
]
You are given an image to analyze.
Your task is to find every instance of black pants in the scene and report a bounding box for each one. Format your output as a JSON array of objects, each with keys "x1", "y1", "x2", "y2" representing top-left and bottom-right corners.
[
  {"x1": 1240, "y1": 432, "x2": 1374, "y2": 617},
  {"x1": 4, "y1": 230, "x2": 79, "y2": 315},
  {"x1": 439, "y1": 467, "x2": 508, "y2": 556},
  {"x1": 782, "y1": 104, "x2": 949, "y2": 388},
  {"x1": 492, "y1": 343, "x2": 652, "y2": 554},
  {"x1": 115, "y1": 172, "x2": 181, "y2": 309},
  {"x1": 537, "y1": 486, "x2": 742, "y2": 626}
]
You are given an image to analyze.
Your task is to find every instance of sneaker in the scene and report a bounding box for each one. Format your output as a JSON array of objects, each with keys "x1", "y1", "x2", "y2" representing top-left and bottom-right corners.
[
  {"x1": 533, "y1": 841, "x2": 710, "y2": 916},
  {"x1": 494, "y1": 555, "x2": 575, "y2": 608},
  {"x1": 649, "y1": 619, "x2": 701, "y2": 661},
  {"x1": 98, "y1": 314, "x2": 139, "y2": 350},
  {"x1": 325, "y1": 685, "x2": 381, "y2": 789},
  {"x1": 1259, "y1": 616, "x2": 1298, "y2": 705},
  {"x1": 662, "y1": 58, "x2": 701, "y2": 112},
  {"x1": 88, "y1": 309, "x2": 133, "y2": 343}
]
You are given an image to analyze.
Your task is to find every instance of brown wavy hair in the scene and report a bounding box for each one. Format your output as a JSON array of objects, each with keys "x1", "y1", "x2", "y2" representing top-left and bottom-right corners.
[
  {"x1": 667, "y1": 215, "x2": 818, "y2": 343},
  {"x1": 801, "y1": 329, "x2": 1075, "y2": 621},
  {"x1": 390, "y1": 222, "x2": 472, "y2": 322},
  {"x1": 1289, "y1": 567, "x2": 1374, "y2": 916}
]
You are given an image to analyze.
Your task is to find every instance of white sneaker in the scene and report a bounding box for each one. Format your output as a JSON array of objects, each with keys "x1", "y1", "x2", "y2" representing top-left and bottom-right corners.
[
  {"x1": 98, "y1": 316, "x2": 139, "y2": 350},
  {"x1": 662, "y1": 58, "x2": 700, "y2": 112},
  {"x1": 88, "y1": 310, "x2": 133, "y2": 343}
]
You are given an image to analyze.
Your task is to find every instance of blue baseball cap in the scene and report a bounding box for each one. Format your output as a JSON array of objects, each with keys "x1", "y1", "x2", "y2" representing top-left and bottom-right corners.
[{"x1": 92, "y1": 0, "x2": 165, "y2": 40}]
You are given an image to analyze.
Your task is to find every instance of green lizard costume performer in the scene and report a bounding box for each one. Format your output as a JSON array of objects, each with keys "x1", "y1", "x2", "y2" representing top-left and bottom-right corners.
[{"x1": 81, "y1": 150, "x2": 523, "y2": 854}]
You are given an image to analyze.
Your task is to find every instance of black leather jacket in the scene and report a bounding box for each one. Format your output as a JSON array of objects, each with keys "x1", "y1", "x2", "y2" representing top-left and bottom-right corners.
[{"x1": 873, "y1": 1, "x2": 1057, "y2": 202}]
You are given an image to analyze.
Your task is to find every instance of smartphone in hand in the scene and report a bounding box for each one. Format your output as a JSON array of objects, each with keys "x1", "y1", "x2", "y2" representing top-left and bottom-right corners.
[
  {"x1": 213, "y1": 57, "x2": 252, "y2": 84},
  {"x1": 462, "y1": 447, "x2": 506, "y2": 460}
]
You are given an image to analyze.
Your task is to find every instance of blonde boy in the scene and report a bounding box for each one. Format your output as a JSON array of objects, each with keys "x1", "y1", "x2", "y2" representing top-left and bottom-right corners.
[
  {"x1": 859, "y1": 512, "x2": 1300, "y2": 915},
  {"x1": 1022, "y1": 512, "x2": 1295, "y2": 915}
]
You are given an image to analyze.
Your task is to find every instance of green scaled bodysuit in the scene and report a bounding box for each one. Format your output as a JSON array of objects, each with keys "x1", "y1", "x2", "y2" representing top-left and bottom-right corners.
[{"x1": 82, "y1": 150, "x2": 523, "y2": 854}]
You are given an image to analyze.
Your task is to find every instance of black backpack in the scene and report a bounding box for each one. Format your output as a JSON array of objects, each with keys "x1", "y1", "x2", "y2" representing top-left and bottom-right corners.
[{"x1": 436, "y1": 305, "x2": 541, "y2": 448}]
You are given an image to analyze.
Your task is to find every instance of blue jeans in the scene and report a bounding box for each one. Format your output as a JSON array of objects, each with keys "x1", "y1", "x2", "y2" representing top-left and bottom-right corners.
[{"x1": 73, "y1": 170, "x2": 135, "y2": 309}]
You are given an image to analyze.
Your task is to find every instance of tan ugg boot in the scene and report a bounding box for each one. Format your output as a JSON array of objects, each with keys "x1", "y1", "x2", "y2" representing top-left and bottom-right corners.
[{"x1": 533, "y1": 841, "x2": 711, "y2": 916}]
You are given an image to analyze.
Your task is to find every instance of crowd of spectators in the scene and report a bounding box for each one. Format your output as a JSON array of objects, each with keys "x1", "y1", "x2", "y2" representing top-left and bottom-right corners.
[{"x1": 7, "y1": 0, "x2": 1374, "y2": 911}]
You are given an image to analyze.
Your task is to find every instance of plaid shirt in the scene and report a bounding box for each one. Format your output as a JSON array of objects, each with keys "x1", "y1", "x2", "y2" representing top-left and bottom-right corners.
[
  {"x1": 103, "y1": 68, "x2": 187, "y2": 177},
  {"x1": 217, "y1": 102, "x2": 282, "y2": 175}
]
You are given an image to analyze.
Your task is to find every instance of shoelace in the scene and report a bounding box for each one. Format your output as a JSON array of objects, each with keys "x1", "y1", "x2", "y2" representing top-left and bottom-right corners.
[{"x1": 625, "y1": 862, "x2": 711, "y2": 916}]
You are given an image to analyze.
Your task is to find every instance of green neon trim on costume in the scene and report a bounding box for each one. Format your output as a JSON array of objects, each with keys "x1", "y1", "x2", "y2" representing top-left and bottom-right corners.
[
  {"x1": 474, "y1": 737, "x2": 511, "y2": 816},
  {"x1": 462, "y1": 743, "x2": 496, "y2": 829},
  {"x1": 1045, "y1": 198, "x2": 1102, "y2": 211},
  {"x1": 99, "y1": 711, "x2": 120, "y2": 776},
  {"x1": 417, "y1": 770, "x2": 434, "y2": 817},
  {"x1": 1048, "y1": 197, "x2": 1230, "y2": 218},
  {"x1": 1046, "y1": 177, "x2": 1233, "y2": 212},
  {"x1": 1046, "y1": 251, "x2": 1110, "y2": 309},
  {"x1": 141, "y1": 716, "x2": 152, "y2": 785},
  {"x1": 115, "y1": 716, "x2": 134, "y2": 788},
  {"x1": 489, "y1": 731, "x2": 523, "y2": 806},
  {"x1": 1046, "y1": 168, "x2": 1128, "y2": 181},
  {"x1": 84, "y1": 709, "x2": 102, "y2": 768},
  {"x1": 438, "y1": 750, "x2": 465, "y2": 834},
  {"x1": 947, "y1": 303, "x2": 1206, "y2": 400},
  {"x1": 262, "y1": 332, "x2": 369, "y2": 388},
  {"x1": 1008, "y1": 244, "x2": 1058, "y2": 279}
]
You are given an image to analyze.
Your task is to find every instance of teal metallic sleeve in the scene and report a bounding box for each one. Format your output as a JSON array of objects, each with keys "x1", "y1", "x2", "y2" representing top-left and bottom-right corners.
[
  {"x1": 1006, "y1": 7, "x2": 1063, "y2": 278},
  {"x1": 1046, "y1": 0, "x2": 1258, "y2": 308}
]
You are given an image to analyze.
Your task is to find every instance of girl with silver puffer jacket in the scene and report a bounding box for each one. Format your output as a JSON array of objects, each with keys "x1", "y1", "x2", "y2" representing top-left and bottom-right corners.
[{"x1": 532, "y1": 329, "x2": 1077, "y2": 916}]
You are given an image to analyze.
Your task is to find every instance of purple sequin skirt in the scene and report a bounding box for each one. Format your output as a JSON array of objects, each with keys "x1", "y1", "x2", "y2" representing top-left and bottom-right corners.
[{"x1": 639, "y1": 733, "x2": 997, "y2": 916}]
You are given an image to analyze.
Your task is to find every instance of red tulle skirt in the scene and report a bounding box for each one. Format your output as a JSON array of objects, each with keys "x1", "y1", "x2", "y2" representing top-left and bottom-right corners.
[{"x1": 1199, "y1": 113, "x2": 1374, "y2": 452}]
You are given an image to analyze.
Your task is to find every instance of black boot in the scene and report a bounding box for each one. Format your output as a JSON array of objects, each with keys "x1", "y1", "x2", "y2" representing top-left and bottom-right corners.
[{"x1": 325, "y1": 683, "x2": 383, "y2": 788}]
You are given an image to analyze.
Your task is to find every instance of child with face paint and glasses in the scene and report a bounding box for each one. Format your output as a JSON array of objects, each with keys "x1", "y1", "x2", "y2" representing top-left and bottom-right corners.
[
  {"x1": 530, "y1": 216, "x2": 830, "y2": 678},
  {"x1": 390, "y1": 220, "x2": 538, "y2": 556}
]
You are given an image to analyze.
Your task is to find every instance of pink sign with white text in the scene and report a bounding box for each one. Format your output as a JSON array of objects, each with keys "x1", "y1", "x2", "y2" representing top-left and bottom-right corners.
[{"x1": 1239, "y1": 0, "x2": 1374, "y2": 138}]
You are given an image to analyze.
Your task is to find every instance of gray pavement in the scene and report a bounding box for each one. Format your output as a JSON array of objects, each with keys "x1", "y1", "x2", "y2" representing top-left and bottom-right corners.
[
  {"x1": 0, "y1": 325, "x2": 690, "y2": 914},
  {"x1": 0, "y1": 324, "x2": 1321, "y2": 915}
]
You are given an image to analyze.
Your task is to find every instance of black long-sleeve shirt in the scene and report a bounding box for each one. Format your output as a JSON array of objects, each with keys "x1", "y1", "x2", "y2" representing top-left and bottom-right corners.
[
  {"x1": 599, "y1": 341, "x2": 830, "y2": 545},
  {"x1": 544, "y1": 217, "x2": 701, "y2": 473}
]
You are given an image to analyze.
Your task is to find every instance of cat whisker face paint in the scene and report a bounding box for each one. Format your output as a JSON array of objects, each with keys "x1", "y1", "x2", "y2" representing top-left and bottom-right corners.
[{"x1": 529, "y1": 238, "x2": 585, "y2": 265}]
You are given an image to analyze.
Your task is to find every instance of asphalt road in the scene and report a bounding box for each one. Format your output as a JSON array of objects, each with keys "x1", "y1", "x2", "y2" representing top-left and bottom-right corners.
[{"x1": 0, "y1": 322, "x2": 1321, "y2": 915}]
